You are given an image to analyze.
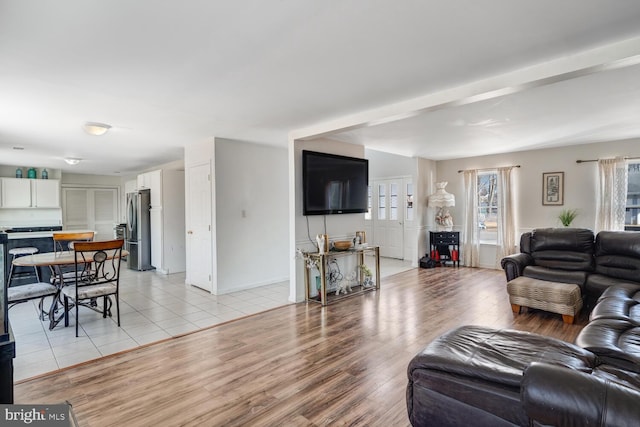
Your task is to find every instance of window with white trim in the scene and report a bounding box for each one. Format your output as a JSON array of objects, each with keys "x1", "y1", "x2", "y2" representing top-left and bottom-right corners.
[
  {"x1": 626, "y1": 162, "x2": 640, "y2": 227},
  {"x1": 478, "y1": 172, "x2": 498, "y2": 243}
]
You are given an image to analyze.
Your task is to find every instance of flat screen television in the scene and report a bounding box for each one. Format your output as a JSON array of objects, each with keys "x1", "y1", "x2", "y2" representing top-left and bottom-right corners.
[{"x1": 302, "y1": 150, "x2": 369, "y2": 215}]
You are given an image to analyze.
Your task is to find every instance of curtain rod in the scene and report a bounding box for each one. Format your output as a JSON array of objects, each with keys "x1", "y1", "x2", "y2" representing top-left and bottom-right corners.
[
  {"x1": 457, "y1": 165, "x2": 520, "y2": 173},
  {"x1": 576, "y1": 156, "x2": 640, "y2": 164}
]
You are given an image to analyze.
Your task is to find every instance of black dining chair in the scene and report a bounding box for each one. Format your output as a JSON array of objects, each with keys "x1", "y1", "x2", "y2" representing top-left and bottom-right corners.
[{"x1": 62, "y1": 239, "x2": 124, "y2": 337}]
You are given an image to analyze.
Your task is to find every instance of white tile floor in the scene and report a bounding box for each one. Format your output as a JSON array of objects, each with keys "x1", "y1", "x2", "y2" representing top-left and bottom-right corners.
[{"x1": 9, "y1": 257, "x2": 414, "y2": 381}]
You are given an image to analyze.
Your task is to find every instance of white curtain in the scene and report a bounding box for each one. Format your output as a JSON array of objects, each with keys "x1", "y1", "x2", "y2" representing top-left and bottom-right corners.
[
  {"x1": 596, "y1": 157, "x2": 628, "y2": 232},
  {"x1": 462, "y1": 170, "x2": 479, "y2": 267},
  {"x1": 496, "y1": 166, "x2": 517, "y2": 267}
]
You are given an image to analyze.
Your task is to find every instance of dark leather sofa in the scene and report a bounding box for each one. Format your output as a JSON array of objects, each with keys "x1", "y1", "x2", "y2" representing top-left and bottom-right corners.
[
  {"x1": 406, "y1": 229, "x2": 640, "y2": 426},
  {"x1": 407, "y1": 325, "x2": 640, "y2": 426},
  {"x1": 501, "y1": 228, "x2": 640, "y2": 304}
]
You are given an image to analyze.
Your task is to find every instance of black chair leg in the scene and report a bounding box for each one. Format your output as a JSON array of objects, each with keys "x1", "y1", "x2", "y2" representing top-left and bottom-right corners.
[
  {"x1": 38, "y1": 297, "x2": 46, "y2": 321},
  {"x1": 64, "y1": 296, "x2": 69, "y2": 327},
  {"x1": 116, "y1": 294, "x2": 120, "y2": 326},
  {"x1": 75, "y1": 297, "x2": 79, "y2": 337}
]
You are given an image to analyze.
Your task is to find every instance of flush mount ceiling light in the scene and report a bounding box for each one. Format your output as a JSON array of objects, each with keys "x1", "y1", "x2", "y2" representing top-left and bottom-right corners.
[
  {"x1": 64, "y1": 158, "x2": 82, "y2": 165},
  {"x1": 83, "y1": 122, "x2": 111, "y2": 136}
]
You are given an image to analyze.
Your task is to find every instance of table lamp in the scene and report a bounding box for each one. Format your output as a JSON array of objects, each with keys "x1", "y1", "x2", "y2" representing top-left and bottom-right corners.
[{"x1": 428, "y1": 182, "x2": 455, "y2": 231}]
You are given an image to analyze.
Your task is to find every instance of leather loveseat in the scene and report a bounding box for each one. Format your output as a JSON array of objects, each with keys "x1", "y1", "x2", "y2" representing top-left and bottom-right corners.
[{"x1": 501, "y1": 228, "x2": 640, "y2": 305}]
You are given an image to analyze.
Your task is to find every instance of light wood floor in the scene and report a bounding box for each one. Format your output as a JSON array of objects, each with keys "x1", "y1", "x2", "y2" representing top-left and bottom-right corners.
[{"x1": 14, "y1": 267, "x2": 587, "y2": 426}]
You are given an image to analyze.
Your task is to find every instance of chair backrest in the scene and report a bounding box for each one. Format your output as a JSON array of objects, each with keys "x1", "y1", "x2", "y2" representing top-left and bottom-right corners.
[
  {"x1": 53, "y1": 231, "x2": 95, "y2": 252},
  {"x1": 73, "y1": 239, "x2": 124, "y2": 287}
]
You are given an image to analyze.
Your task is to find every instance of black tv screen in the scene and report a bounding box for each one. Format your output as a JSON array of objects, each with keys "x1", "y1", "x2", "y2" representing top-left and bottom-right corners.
[{"x1": 302, "y1": 150, "x2": 369, "y2": 215}]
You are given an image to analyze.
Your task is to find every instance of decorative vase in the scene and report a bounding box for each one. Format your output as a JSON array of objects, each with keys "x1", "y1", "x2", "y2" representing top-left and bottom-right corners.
[
  {"x1": 15, "y1": 168, "x2": 23, "y2": 178},
  {"x1": 27, "y1": 167, "x2": 36, "y2": 179},
  {"x1": 41, "y1": 169, "x2": 48, "y2": 179}
]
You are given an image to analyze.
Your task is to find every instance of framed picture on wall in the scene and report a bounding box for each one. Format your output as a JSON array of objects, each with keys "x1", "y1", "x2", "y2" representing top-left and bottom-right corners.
[{"x1": 542, "y1": 172, "x2": 564, "y2": 205}]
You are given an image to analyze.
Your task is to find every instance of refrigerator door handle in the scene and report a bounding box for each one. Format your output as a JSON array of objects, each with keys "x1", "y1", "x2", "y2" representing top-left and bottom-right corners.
[{"x1": 126, "y1": 194, "x2": 136, "y2": 235}]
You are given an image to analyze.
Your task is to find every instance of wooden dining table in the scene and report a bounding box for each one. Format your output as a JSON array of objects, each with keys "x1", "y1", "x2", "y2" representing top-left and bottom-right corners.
[{"x1": 12, "y1": 249, "x2": 128, "y2": 330}]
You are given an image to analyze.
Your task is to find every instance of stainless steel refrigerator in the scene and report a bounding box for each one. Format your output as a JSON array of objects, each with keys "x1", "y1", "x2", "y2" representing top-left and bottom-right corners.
[{"x1": 126, "y1": 189, "x2": 153, "y2": 271}]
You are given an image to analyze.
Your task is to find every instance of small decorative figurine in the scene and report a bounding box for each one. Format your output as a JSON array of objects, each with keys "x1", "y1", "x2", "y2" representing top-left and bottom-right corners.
[{"x1": 316, "y1": 234, "x2": 326, "y2": 254}]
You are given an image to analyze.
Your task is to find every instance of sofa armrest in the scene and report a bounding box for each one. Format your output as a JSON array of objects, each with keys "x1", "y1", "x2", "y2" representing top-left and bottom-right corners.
[
  {"x1": 500, "y1": 253, "x2": 533, "y2": 281},
  {"x1": 522, "y1": 362, "x2": 640, "y2": 427}
]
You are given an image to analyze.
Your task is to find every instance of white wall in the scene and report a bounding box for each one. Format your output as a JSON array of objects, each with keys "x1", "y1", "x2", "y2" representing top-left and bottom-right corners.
[
  {"x1": 366, "y1": 149, "x2": 416, "y2": 178},
  {"x1": 215, "y1": 139, "x2": 289, "y2": 293},
  {"x1": 435, "y1": 138, "x2": 640, "y2": 268}
]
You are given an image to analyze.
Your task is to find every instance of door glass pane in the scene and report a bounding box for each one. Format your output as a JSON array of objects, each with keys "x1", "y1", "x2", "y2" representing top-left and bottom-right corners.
[
  {"x1": 406, "y1": 182, "x2": 414, "y2": 221},
  {"x1": 378, "y1": 184, "x2": 386, "y2": 220},
  {"x1": 365, "y1": 185, "x2": 372, "y2": 220},
  {"x1": 390, "y1": 183, "x2": 398, "y2": 220}
]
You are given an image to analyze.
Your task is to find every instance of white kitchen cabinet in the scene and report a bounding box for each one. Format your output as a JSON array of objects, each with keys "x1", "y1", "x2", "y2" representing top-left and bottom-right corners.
[
  {"x1": 0, "y1": 178, "x2": 61, "y2": 208},
  {"x1": 1, "y1": 178, "x2": 32, "y2": 207},
  {"x1": 32, "y1": 179, "x2": 60, "y2": 207},
  {"x1": 145, "y1": 169, "x2": 185, "y2": 274},
  {"x1": 150, "y1": 207, "x2": 163, "y2": 272},
  {"x1": 137, "y1": 170, "x2": 162, "y2": 207}
]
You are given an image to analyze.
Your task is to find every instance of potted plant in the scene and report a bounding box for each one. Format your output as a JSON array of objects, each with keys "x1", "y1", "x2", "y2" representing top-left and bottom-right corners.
[{"x1": 558, "y1": 208, "x2": 578, "y2": 227}]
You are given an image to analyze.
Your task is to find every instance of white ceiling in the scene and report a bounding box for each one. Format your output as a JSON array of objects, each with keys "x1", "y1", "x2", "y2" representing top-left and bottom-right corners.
[{"x1": 1, "y1": 1, "x2": 640, "y2": 175}]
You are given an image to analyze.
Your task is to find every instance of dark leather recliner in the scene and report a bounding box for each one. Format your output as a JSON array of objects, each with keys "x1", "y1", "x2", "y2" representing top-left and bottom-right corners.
[{"x1": 501, "y1": 228, "x2": 595, "y2": 289}]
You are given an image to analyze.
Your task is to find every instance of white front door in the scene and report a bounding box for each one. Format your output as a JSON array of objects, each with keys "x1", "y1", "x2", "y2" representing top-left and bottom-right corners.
[
  {"x1": 186, "y1": 162, "x2": 213, "y2": 292},
  {"x1": 373, "y1": 179, "x2": 404, "y2": 259}
]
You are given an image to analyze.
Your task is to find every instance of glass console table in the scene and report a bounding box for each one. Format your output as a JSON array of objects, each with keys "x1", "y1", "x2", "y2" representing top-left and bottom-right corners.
[{"x1": 303, "y1": 245, "x2": 380, "y2": 306}]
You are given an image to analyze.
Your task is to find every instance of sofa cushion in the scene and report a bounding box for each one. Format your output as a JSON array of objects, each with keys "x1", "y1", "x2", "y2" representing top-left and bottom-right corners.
[
  {"x1": 523, "y1": 265, "x2": 588, "y2": 287},
  {"x1": 590, "y1": 297, "x2": 640, "y2": 323},
  {"x1": 530, "y1": 228, "x2": 595, "y2": 253},
  {"x1": 594, "y1": 231, "x2": 640, "y2": 282},
  {"x1": 586, "y1": 274, "x2": 640, "y2": 299},
  {"x1": 599, "y1": 284, "x2": 640, "y2": 302},
  {"x1": 575, "y1": 319, "x2": 640, "y2": 373},
  {"x1": 528, "y1": 228, "x2": 595, "y2": 271}
]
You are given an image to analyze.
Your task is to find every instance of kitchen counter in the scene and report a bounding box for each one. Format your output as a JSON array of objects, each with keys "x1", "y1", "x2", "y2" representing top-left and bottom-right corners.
[{"x1": 3, "y1": 231, "x2": 58, "y2": 239}]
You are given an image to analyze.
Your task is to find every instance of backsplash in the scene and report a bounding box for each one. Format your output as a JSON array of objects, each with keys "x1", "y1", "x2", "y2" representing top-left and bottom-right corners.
[{"x1": 0, "y1": 208, "x2": 62, "y2": 229}]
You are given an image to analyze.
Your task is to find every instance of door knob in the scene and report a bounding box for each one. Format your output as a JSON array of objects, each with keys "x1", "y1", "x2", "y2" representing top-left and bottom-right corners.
[{"x1": 187, "y1": 230, "x2": 193, "y2": 235}]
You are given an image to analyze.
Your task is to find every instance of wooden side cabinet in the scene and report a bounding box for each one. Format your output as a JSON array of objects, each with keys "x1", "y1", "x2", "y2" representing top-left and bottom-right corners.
[{"x1": 429, "y1": 231, "x2": 460, "y2": 267}]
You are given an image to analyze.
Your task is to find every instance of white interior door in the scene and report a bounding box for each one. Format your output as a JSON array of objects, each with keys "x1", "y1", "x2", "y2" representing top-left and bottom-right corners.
[
  {"x1": 372, "y1": 179, "x2": 404, "y2": 259},
  {"x1": 63, "y1": 187, "x2": 119, "y2": 240},
  {"x1": 186, "y1": 162, "x2": 213, "y2": 292}
]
